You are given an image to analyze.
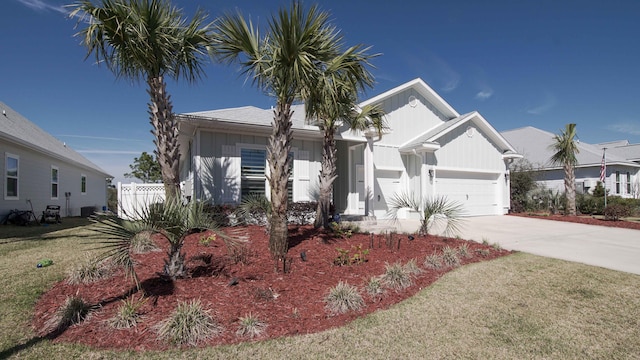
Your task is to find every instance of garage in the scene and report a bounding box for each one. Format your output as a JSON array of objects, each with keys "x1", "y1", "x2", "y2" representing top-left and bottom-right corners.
[{"x1": 435, "y1": 171, "x2": 500, "y2": 216}]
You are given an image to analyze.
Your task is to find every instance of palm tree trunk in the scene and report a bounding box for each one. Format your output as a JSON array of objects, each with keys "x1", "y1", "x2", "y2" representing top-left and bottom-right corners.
[
  {"x1": 147, "y1": 76, "x2": 181, "y2": 201},
  {"x1": 564, "y1": 162, "x2": 577, "y2": 216},
  {"x1": 315, "y1": 126, "x2": 338, "y2": 229},
  {"x1": 268, "y1": 101, "x2": 293, "y2": 271}
]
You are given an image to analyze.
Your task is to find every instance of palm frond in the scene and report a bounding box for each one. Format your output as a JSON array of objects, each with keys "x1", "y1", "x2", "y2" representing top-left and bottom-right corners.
[{"x1": 387, "y1": 192, "x2": 465, "y2": 237}]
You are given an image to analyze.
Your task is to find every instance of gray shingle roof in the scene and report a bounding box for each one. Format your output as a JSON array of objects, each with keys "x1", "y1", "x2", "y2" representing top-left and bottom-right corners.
[
  {"x1": 501, "y1": 126, "x2": 638, "y2": 168},
  {"x1": 182, "y1": 104, "x2": 314, "y2": 130},
  {"x1": 597, "y1": 142, "x2": 640, "y2": 162},
  {"x1": 0, "y1": 101, "x2": 111, "y2": 176}
]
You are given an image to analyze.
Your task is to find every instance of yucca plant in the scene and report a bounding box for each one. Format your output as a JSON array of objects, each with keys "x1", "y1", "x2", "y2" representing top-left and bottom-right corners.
[
  {"x1": 387, "y1": 193, "x2": 464, "y2": 237},
  {"x1": 325, "y1": 281, "x2": 365, "y2": 314},
  {"x1": 365, "y1": 276, "x2": 385, "y2": 298},
  {"x1": 424, "y1": 252, "x2": 444, "y2": 269},
  {"x1": 67, "y1": 255, "x2": 113, "y2": 284},
  {"x1": 442, "y1": 246, "x2": 461, "y2": 268},
  {"x1": 156, "y1": 300, "x2": 223, "y2": 346},
  {"x1": 109, "y1": 295, "x2": 147, "y2": 329},
  {"x1": 381, "y1": 262, "x2": 413, "y2": 290},
  {"x1": 46, "y1": 296, "x2": 94, "y2": 332}
]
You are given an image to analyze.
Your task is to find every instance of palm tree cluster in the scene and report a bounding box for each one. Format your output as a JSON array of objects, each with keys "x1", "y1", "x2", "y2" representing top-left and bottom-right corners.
[
  {"x1": 549, "y1": 123, "x2": 579, "y2": 216},
  {"x1": 72, "y1": 0, "x2": 383, "y2": 272}
]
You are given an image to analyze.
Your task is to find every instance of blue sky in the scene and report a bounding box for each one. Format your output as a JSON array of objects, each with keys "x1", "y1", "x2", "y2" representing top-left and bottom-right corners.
[{"x1": 2, "y1": 0, "x2": 640, "y2": 184}]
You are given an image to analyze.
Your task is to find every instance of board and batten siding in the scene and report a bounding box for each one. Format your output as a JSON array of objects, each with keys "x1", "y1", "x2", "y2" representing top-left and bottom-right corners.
[
  {"x1": 433, "y1": 124, "x2": 505, "y2": 172},
  {"x1": 1, "y1": 142, "x2": 107, "y2": 217},
  {"x1": 195, "y1": 129, "x2": 322, "y2": 204}
]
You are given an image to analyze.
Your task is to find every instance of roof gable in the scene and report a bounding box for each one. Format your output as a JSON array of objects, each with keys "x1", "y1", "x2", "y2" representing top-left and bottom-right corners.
[{"x1": 0, "y1": 101, "x2": 111, "y2": 176}]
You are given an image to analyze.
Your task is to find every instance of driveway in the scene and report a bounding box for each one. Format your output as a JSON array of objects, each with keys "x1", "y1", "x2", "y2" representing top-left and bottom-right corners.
[{"x1": 455, "y1": 215, "x2": 640, "y2": 275}]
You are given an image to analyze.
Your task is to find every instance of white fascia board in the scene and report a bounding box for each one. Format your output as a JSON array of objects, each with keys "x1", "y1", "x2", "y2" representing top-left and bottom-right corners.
[{"x1": 399, "y1": 141, "x2": 441, "y2": 154}]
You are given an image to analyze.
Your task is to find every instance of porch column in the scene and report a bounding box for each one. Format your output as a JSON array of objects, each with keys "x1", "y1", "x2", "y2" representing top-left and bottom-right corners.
[{"x1": 364, "y1": 136, "x2": 375, "y2": 217}]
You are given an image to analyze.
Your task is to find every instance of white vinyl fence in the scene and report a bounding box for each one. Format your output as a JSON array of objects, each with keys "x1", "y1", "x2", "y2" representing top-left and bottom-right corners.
[{"x1": 117, "y1": 182, "x2": 166, "y2": 220}]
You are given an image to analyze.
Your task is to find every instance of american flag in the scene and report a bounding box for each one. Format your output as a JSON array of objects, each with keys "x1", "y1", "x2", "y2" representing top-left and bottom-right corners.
[{"x1": 599, "y1": 150, "x2": 606, "y2": 183}]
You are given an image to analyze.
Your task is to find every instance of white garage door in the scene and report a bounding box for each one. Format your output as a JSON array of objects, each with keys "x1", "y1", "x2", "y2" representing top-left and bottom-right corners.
[
  {"x1": 375, "y1": 169, "x2": 401, "y2": 218},
  {"x1": 435, "y1": 171, "x2": 499, "y2": 216}
]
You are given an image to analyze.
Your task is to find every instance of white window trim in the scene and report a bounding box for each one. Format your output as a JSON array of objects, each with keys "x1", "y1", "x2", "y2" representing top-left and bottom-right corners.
[
  {"x1": 81, "y1": 174, "x2": 87, "y2": 195},
  {"x1": 236, "y1": 143, "x2": 298, "y2": 202},
  {"x1": 51, "y1": 165, "x2": 59, "y2": 200},
  {"x1": 4, "y1": 153, "x2": 19, "y2": 200}
]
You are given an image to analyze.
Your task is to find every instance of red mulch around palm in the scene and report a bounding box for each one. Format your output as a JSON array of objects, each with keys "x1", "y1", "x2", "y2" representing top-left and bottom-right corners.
[
  {"x1": 509, "y1": 213, "x2": 640, "y2": 231},
  {"x1": 32, "y1": 225, "x2": 510, "y2": 351}
]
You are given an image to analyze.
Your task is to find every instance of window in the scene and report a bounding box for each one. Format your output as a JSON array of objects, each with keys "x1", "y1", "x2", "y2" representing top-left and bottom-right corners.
[
  {"x1": 239, "y1": 148, "x2": 294, "y2": 201},
  {"x1": 627, "y1": 172, "x2": 631, "y2": 194},
  {"x1": 615, "y1": 171, "x2": 620, "y2": 194},
  {"x1": 5, "y1": 153, "x2": 18, "y2": 199},
  {"x1": 51, "y1": 166, "x2": 59, "y2": 199},
  {"x1": 81, "y1": 174, "x2": 87, "y2": 194}
]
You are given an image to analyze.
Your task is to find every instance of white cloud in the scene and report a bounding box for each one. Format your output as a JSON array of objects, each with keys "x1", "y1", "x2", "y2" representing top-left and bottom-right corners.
[
  {"x1": 607, "y1": 122, "x2": 640, "y2": 136},
  {"x1": 475, "y1": 89, "x2": 493, "y2": 100},
  {"x1": 16, "y1": 0, "x2": 68, "y2": 14},
  {"x1": 526, "y1": 93, "x2": 557, "y2": 115}
]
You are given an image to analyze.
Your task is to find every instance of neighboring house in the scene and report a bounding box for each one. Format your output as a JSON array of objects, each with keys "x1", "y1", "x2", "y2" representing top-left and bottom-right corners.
[
  {"x1": 1, "y1": 101, "x2": 111, "y2": 219},
  {"x1": 176, "y1": 78, "x2": 520, "y2": 218},
  {"x1": 501, "y1": 126, "x2": 640, "y2": 199}
]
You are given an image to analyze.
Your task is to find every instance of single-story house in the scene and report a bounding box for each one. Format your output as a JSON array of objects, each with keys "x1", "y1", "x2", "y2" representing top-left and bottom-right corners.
[
  {"x1": 501, "y1": 126, "x2": 640, "y2": 198},
  {"x1": 176, "y1": 78, "x2": 521, "y2": 219},
  {"x1": 1, "y1": 101, "x2": 111, "y2": 220}
]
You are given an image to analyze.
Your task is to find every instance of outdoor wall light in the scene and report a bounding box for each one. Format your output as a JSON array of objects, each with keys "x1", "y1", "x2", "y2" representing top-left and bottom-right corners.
[{"x1": 428, "y1": 169, "x2": 434, "y2": 179}]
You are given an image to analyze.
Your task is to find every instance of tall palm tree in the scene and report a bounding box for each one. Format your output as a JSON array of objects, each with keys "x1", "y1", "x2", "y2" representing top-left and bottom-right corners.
[
  {"x1": 211, "y1": 2, "x2": 346, "y2": 270},
  {"x1": 70, "y1": 0, "x2": 215, "y2": 200},
  {"x1": 549, "y1": 123, "x2": 580, "y2": 216},
  {"x1": 305, "y1": 54, "x2": 387, "y2": 228}
]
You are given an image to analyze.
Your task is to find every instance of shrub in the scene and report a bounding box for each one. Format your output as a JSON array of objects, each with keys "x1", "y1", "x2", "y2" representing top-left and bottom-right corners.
[
  {"x1": 156, "y1": 300, "x2": 223, "y2": 346},
  {"x1": 457, "y1": 244, "x2": 472, "y2": 259},
  {"x1": 46, "y1": 296, "x2": 93, "y2": 332},
  {"x1": 333, "y1": 244, "x2": 369, "y2": 266},
  {"x1": 287, "y1": 201, "x2": 317, "y2": 225},
  {"x1": 329, "y1": 221, "x2": 360, "y2": 238},
  {"x1": 424, "y1": 253, "x2": 443, "y2": 269},
  {"x1": 236, "y1": 313, "x2": 267, "y2": 338},
  {"x1": 130, "y1": 230, "x2": 160, "y2": 254},
  {"x1": 442, "y1": 246, "x2": 461, "y2": 268},
  {"x1": 253, "y1": 287, "x2": 280, "y2": 302},
  {"x1": 109, "y1": 296, "x2": 146, "y2": 329},
  {"x1": 365, "y1": 276, "x2": 385, "y2": 298},
  {"x1": 476, "y1": 248, "x2": 491, "y2": 257},
  {"x1": 203, "y1": 204, "x2": 236, "y2": 227},
  {"x1": 66, "y1": 256, "x2": 113, "y2": 284},
  {"x1": 325, "y1": 281, "x2": 365, "y2": 314},
  {"x1": 403, "y1": 258, "x2": 423, "y2": 276},
  {"x1": 381, "y1": 262, "x2": 413, "y2": 290},
  {"x1": 604, "y1": 204, "x2": 632, "y2": 221}
]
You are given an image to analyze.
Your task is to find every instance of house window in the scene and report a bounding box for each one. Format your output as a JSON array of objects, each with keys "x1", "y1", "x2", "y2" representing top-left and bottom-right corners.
[
  {"x1": 81, "y1": 174, "x2": 87, "y2": 194},
  {"x1": 51, "y1": 166, "x2": 59, "y2": 199},
  {"x1": 241, "y1": 148, "x2": 266, "y2": 199},
  {"x1": 627, "y1": 172, "x2": 631, "y2": 194},
  {"x1": 5, "y1": 153, "x2": 19, "y2": 199},
  {"x1": 615, "y1": 171, "x2": 620, "y2": 194},
  {"x1": 240, "y1": 148, "x2": 294, "y2": 201}
]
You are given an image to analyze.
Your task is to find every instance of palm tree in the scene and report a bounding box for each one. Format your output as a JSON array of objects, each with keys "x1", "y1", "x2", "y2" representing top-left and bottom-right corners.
[
  {"x1": 211, "y1": 2, "x2": 347, "y2": 270},
  {"x1": 549, "y1": 123, "x2": 580, "y2": 216},
  {"x1": 305, "y1": 55, "x2": 387, "y2": 228},
  {"x1": 70, "y1": 0, "x2": 215, "y2": 200}
]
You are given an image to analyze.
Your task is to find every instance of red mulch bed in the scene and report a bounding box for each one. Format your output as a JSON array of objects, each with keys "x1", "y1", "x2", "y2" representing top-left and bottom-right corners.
[
  {"x1": 32, "y1": 225, "x2": 509, "y2": 351},
  {"x1": 509, "y1": 213, "x2": 640, "y2": 231}
]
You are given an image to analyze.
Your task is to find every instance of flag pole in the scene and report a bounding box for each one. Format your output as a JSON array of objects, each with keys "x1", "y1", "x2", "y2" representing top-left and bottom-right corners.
[{"x1": 603, "y1": 148, "x2": 607, "y2": 208}]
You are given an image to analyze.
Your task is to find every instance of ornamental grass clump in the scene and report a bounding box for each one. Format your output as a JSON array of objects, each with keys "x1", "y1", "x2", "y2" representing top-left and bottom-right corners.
[
  {"x1": 381, "y1": 262, "x2": 413, "y2": 290},
  {"x1": 403, "y1": 258, "x2": 423, "y2": 276},
  {"x1": 365, "y1": 276, "x2": 385, "y2": 298},
  {"x1": 457, "y1": 243, "x2": 472, "y2": 259},
  {"x1": 66, "y1": 255, "x2": 113, "y2": 284},
  {"x1": 108, "y1": 296, "x2": 146, "y2": 329},
  {"x1": 424, "y1": 252, "x2": 444, "y2": 269},
  {"x1": 442, "y1": 246, "x2": 461, "y2": 268},
  {"x1": 325, "y1": 281, "x2": 365, "y2": 314},
  {"x1": 236, "y1": 313, "x2": 268, "y2": 338},
  {"x1": 46, "y1": 296, "x2": 94, "y2": 332},
  {"x1": 156, "y1": 300, "x2": 223, "y2": 346},
  {"x1": 130, "y1": 230, "x2": 160, "y2": 254}
]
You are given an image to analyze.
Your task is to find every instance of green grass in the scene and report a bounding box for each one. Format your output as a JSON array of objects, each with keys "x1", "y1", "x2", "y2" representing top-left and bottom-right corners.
[{"x1": 1, "y1": 221, "x2": 640, "y2": 359}]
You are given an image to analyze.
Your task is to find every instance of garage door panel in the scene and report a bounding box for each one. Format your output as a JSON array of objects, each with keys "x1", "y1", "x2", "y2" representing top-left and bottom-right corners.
[{"x1": 436, "y1": 174, "x2": 499, "y2": 216}]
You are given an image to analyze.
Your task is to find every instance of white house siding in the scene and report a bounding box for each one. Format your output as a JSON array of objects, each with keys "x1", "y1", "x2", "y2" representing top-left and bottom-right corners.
[
  {"x1": 433, "y1": 124, "x2": 505, "y2": 172},
  {"x1": 195, "y1": 129, "x2": 322, "y2": 204},
  {"x1": 1, "y1": 142, "x2": 107, "y2": 217},
  {"x1": 377, "y1": 89, "x2": 447, "y2": 146},
  {"x1": 538, "y1": 166, "x2": 640, "y2": 199}
]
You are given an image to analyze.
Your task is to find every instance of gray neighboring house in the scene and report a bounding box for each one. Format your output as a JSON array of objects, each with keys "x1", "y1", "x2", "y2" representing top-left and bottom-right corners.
[
  {"x1": 177, "y1": 78, "x2": 521, "y2": 218},
  {"x1": 1, "y1": 101, "x2": 111, "y2": 219},
  {"x1": 501, "y1": 126, "x2": 640, "y2": 198}
]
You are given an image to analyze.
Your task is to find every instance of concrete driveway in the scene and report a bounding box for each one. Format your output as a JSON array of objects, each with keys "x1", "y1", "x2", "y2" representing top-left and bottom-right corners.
[{"x1": 455, "y1": 215, "x2": 640, "y2": 275}]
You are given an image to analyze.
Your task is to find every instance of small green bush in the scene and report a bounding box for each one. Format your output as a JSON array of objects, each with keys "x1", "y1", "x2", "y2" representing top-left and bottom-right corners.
[
  {"x1": 325, "y1": 281, "x2": 365, "y2": 314},
  {"x1": 109, "y1": 296, "x2": 146, "y2": 329},
  {"x1": 156, "y1": 300, "x2": 223, "y2": 346},
  {"x1": 236, "y1": 313, "x2": 267, "y2": 338},
  {"x1": 442, "y1": 246, "x2": 461, "y2": 268},
  {"x1": 604, "y1": 204, "x2": 632, "y2": 221},
  {"x1": 381, "y1": 262, "x2": 413, "y2": 290}
]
